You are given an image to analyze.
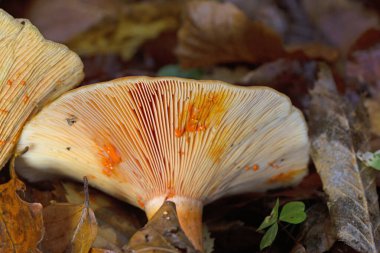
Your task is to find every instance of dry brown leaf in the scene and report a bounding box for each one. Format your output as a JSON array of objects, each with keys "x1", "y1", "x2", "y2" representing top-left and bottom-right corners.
[
  {"x1": 309, "y1": 64, "x2": 380, "y2": 252},
  {"x1": 295, "y1": 204, "x2": 336, "y2": 253},
  {"x1": 177, "y1": 1, "x2": 337, "y2": 68},
  {"x1": 125, "y1": 201, "x2": 198, "y2": 253},
  {"x1": 62, "y1": 181, "x2": 143, "y2": 251},
  {"x1": 365, "y1": 99, "x2": 380, "y2": 137},
  {"x1": 225, "y1": 0, "x2": 288, "y2": 36},
  {"x1": 345, "y1": 30, "x2": 380, "y2": 143},
  {"x1": 90, "y1": 248, "x2": 117, "y2": 253},
  {"x1": 347, "y1": 44, "x2": 380, "y2": 97},
  {"x1": 177, "y1": 1, "x2": 285, "y2": 67},
  {"x1": 68, "y1": 1, "x2": 182, "y2": 60},
  {"x1": 0, "y1": 170, "x2": 44, "y2": 252},
  {"x1": 27, "y1": 0, "x2": 123, "y2": 42},
  {"x1": 41, "y1": 178, "x2": 98, "y2": 253},
  {"x1": 302, "y1": 0, "x2": 379, "y2": 54}
]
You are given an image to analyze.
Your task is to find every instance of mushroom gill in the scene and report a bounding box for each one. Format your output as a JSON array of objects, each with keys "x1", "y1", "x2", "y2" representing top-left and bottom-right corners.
[
  {"x1": 0, "y1": 9, "x2": 84, "y2": 169},
  {"x1": 16, "y1": 77, "x2": 309, "y2": 250}
]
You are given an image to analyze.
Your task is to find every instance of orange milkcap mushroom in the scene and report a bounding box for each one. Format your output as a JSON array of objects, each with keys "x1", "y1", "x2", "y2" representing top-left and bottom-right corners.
[
  {"x1": 16, "y1": 77, "x2": 309, "y2": 250},
  {"x1": 0, "y1": 9, "x2": 84, "y2": 169}
]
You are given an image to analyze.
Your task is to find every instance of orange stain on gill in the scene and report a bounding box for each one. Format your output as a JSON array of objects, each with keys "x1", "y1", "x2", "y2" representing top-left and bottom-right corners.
[
  {"x1": 7, "y1": 80, "x2": 12, "y2": 86},
  {"x1": 23, "y1": 95, "x2": 29, "y2": 103},
  {"x1": 267, "y1": 169, "x2": 305, "y2": 184},
  {"x1": 98, "y1": 143, "x2": 122, "y2": 177},
  {"x1": 244, "y1": 164, "x2": 260, "y2": 171},
  {"x1": 137, "y1": 196, "x2": 145, "y2": 208},
  {"x1": 20, "y1": 80, "x2": 26, "y2": 86},
  {"x1": 175, "y1": 91, "x2": 231, "y2": 163},
  {"x1": 175, "y1": 92, "x2": 228, "y2": 138},
  {"x1": 166, "y1": 180, "x2": 175, "y2": 199}
]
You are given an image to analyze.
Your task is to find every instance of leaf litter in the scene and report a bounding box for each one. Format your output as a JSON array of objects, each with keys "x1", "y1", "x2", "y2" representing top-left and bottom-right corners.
[
  {"x1": 309, "y1": 64, "x2": 380, "y2": 252},
  {"x1": 41, "y1": 177, "x2": 97, "y2": 253},
  {"x1": 0, "y1": 152, "x2": 44, "y2": 253},
  {"x1": 2, "y1": 0, "x2": 380, "y2": 252}
]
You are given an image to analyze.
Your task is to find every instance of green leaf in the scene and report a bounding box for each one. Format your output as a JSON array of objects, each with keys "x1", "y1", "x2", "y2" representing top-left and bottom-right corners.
[
  {"x1": 157, "y1": 64, "x2": 203, "y2": 79},
  {"x1": 257, "y1": 198, "x2": 279, "y2": 231},
  {"x1": 279, "y1": 201, "x2": 307, "y2": 224},
  {"x1": 357, "y1": 151, "x2": 380, "y2": 170},
  {"x1": 259, "y1": 223, "x2": 278, "y2": 250}
]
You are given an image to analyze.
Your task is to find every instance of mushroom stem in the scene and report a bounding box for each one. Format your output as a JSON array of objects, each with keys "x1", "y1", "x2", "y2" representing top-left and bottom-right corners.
[{"x1": 145, "y1": 195, "x2": 204, "y2": 251}]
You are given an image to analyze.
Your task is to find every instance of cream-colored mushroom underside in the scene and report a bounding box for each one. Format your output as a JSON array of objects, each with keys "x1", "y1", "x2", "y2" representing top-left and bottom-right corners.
[
  {"x1": 17, "y1": 77, "x2": 309, "y2": 207},
  {"x1": 0, "y1": 10, "x2": 83, "y2": 169}
]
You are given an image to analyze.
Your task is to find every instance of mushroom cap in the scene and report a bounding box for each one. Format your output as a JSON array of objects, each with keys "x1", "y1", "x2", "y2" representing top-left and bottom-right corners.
[
  {"x1": 0, "y1": 10, "x2": 84, "y2": 169},
  {"x1": 16, "y1": 76, "x2": 309, "y2": 206}
]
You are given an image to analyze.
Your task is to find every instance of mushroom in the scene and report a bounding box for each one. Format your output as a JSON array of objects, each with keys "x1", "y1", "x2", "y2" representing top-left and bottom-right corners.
[
  {"x1": 16, "y1": 77, "x2": 309, "y2": 250},
  {"x1": 0, "y1": 10, "x2": 84, "y2": 169}
]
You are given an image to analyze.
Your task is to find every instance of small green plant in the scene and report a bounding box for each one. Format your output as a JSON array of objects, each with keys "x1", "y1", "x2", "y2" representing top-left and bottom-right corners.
[{"x1": 257, "y1": 198, "x2": 307, "y2": 250}]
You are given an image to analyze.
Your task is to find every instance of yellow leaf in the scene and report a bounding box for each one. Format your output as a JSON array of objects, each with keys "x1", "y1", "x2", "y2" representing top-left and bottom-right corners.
[
  {"x1": 0, "y1": 176, "x2": 44, "y2": 252},
  {"x1": 41, "y1": 179, "x2": 98, "y2": 253},
  {"x1": 68, "y1": 1, "x2": 182, "y2": 60}
]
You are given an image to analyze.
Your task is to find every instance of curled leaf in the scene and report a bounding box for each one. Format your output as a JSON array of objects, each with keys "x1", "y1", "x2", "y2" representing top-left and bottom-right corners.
[{"x1": 309, "y1": 64, "x2": 380, "y2": 253}]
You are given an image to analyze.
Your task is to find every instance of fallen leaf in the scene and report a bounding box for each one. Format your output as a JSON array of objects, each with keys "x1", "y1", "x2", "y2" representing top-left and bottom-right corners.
[
  {"x1": 295, "y1": 203, "x2": 336, "y2": 253},
  {"x1": 125, "y1": 201, "x2": 198, "y2": 253},
  {"x1": 364, "y1": 99, "x2": 380, "y2": 136},
  {"x1": 68, "y1": 1, "x2": 182, "y2": 61},
  {"x1": 0, "y1": 170, "x2": 44, "y2": 252},
  {"x1": 62, "y1": 181, "x2": 144, "y2": 251},
  {"x1": 309, "y1": 64, "x2": 380, "y2": 252},
  {"x1": 347, "y1": 46, "x2": 380, "y2": 96},
  {"x1": 90, "y1": 248, "x2": 117, "y2": 253},
  {"x1": 241, "y1": 59, "x2": 317, "y2": 108},
  {"x1": 177, "y1": 1, "x2": 285, "y2": 68},
  {"x1": 177, "y1": 1, "x2": 337, "y2": 68},
  {"x1": 41, "y1": 178, "x2": 98, "y2": 253},
  {"x1": 226, "y1": 0, "x2": 288, "y2": 36},
  {"x1": 26, "y1": 0, "x2": 122, "y2": 42},
  {"x1": 302, "y1": 0, "x2": 379, "y2": 54}
]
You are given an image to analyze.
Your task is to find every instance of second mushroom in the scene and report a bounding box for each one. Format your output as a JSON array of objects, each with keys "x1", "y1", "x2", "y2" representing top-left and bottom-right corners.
[{"x1": 16, "y1": 77, "x2": 309, "y2": 251}]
